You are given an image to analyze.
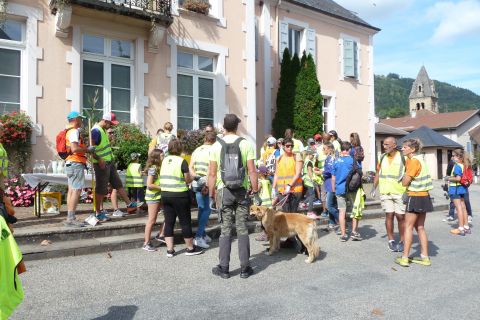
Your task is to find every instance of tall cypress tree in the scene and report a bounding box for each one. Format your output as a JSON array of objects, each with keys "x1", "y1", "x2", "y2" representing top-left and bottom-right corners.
[
  {"x1": 293, "y1": 53, "x2": 323, "y2": 140},
  {"x1": 272, "y1": 49, "x2": 292, "y2": 137}
]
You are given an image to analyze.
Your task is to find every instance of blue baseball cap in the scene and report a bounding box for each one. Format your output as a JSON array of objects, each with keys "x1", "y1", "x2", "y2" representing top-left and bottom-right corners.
[{"x1": 67, "y1": 111, "x2": 85, "y2": 120}]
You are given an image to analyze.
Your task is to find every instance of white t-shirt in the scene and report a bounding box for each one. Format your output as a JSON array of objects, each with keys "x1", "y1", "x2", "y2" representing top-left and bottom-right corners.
[{"x1": 67, "y1": 128, "x2": 80, "y2": 144}]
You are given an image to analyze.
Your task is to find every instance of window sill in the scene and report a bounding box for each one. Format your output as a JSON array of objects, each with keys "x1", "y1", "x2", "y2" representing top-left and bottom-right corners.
[{"x1": 178, "y1": 8, "x2": 225, "y2": 27}]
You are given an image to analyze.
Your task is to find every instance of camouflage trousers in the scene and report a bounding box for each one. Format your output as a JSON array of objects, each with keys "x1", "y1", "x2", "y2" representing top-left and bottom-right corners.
[{"x1": 216, "y1": 187, "x2": 250, "y2": 236}]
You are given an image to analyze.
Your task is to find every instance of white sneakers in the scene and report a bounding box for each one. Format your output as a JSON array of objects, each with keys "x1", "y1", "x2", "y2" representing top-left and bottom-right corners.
[
  {"x1": 112, "y1": 209, "x2": 126, "y2": 217},
  {"x1": 194, "y1": 237, "x2": 210, "y2": 249}
]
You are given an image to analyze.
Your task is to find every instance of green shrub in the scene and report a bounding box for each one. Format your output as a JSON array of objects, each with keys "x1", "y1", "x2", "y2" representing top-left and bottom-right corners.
[
  {"x1": 111, "y1": 123, "x2": 150, "y2": 170},
  {"x1": 0, "y1": 111, "x2": 33, "y2": 175},
  {"x1": 178, "y1": 129, "x2": 205, "y2": 155}
]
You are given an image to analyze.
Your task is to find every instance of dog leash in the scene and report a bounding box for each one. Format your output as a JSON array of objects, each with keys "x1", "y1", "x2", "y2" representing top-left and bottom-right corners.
[{"x1": 275, "y1": 193, "x2": 290, "y2": 208}]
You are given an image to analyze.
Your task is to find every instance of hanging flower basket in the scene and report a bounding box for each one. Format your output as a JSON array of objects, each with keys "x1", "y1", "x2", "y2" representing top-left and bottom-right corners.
[{"x1": 182, "y1": 0, "x2": 210, "y2": 15}]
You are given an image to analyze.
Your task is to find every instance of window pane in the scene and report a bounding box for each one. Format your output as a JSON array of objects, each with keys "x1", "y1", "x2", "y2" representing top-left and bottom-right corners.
[
  {"x1": 199, "y1": 118, "x2": 213, "y2": 129},
  {"x1": 112, "y1": 111, "x2": 130, "y2": 123},
  {"x1": 112, "y1": 65, "x2": 130, "y2": 88},
  {"x1": 83, "y1": 85, "x2": 104, "y2": 110},
  {"x1": 83, "y1": 61, "x2": 104, "y2": 85},
  {"x1": 177, "y1": 52, "x2": 193, "y2": 69},
  {"x1": 199, "y1": 78, "x2": 213, "y2": 98},
  {"x1": 199, "y1": 98, "x2": 213, "y2": 119},
  {"x1": 111, "y1": 88, "x2": 130, "y2": 112},
  {"x1": 0, "y1": 49, "x2": 20, "y2": 76},
  {"x1": 177, "y1": 74, "x2": 193, "y2": 96},
  {"x1": 178, "y1": 117, "x2": 193, "y2": 130},
  {"x1": 0, "y1": 20, "x2": 23, "y2": 41},
  {"x1": 178, "y1": 96, "x2": 193, "y2": 117},
  {"x1": 0, "y1": 76, "x2": 20, "y2": 103},
  {"x1": 83, "y1": 34, "x2": 104, "y2": 54},
  {"x1": 198, "y1": 56, "x2": 213, "y2": 72},
  {"x1": 0, "y1": 103, "x2": 20, "y2": 115},
  {"x1": 111, "y1": 39, "x2": 131, "y2": 58}
]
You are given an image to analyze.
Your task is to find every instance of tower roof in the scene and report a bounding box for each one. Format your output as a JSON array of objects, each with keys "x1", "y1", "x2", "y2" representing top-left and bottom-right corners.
[{"x1": 409, "y1": 66, "x2": 437, "y2": 99}]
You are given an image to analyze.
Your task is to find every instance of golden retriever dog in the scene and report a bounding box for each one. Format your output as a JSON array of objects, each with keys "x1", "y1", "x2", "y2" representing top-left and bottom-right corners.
[{"x1": 250, "y1": 205, "x2": 320, "y2": 263}]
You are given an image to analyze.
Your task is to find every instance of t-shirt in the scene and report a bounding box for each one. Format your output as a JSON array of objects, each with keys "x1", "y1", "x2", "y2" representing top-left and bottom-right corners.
[
  {"x1": 91, "y1": 128, "x2": 102, "y2": 146},
  {"x1": 405, "y1": 157, "x2": 428, "y2": 196},
  {"x1": 332, "y1": 155, "x2": 353, "y2": 195},
  {"x1": 448, "y1": 163, "x2": 467, "y2": 195},
  {"x1": 322, "y1": 155, "x2": 335, "y2": 193},
  {"x1": 209, "y1": 134, "x2": 255, "y2": 189},
  {"x1": 67, "y1": 128, "x2": 80, "y2": 144}
]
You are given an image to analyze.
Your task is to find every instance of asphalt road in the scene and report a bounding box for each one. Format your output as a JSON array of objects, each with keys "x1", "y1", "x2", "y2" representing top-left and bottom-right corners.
[{"x1": 11, "y1": 210, "x2": 478, "y2": 320}]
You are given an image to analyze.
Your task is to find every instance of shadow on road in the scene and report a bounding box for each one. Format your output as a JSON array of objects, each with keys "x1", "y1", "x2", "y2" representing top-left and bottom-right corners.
[
  {"x1": 358, "y1": 224, "x2": 378, "y2": 240},
  {"x1": 91, "y1": 305, "x2": 139, "y2": 320}
]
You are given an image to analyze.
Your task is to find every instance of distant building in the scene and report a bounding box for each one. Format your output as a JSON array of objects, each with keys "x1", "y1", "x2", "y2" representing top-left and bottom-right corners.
[{"x1": 409, "y1": 66, "x2": 438, "y2": 114}]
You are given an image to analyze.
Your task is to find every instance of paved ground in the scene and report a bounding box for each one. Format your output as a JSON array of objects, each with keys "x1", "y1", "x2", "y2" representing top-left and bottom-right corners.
[{"x1": 11, "y1": 209, "x2": 478, "y2": 320}]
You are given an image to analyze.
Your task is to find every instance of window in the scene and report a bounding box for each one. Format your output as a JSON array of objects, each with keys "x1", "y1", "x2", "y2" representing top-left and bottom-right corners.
[
  {"x1": 322, "y1": 98, "x2": 330, "y2": 133},
  {"x1": 343, "y1": 39, "x2": 358, "y2": 79},
  {"x1": 177, "y1": 51, "x2": 215, "y2": 130},
  {"x1": 0, "y1": 20, "x2": 24, "y2": 115},
  {"x1": 418, "y1": 85, "x2": 422, "y2": 92},
  {"x1": 81, "y1": 34, "x2": 133, "y2": 122},
  {"x1": 288, "y1": 27, "x2": 301, "y2": 56},
  {"x1": 279, "y1": 20, "x2": 316, "y2": 62}
]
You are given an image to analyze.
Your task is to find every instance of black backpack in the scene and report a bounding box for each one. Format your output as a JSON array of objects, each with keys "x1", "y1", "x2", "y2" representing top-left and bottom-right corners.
[
  {"x1": 345, "y1": 161, "x2": 363, "y2": 193},
  {"x1": 218, "y1": 137, "x2": 245, "y2": 189},
  {"x1": 354, "y1": 146, "x2": 364, "y2": 162}
]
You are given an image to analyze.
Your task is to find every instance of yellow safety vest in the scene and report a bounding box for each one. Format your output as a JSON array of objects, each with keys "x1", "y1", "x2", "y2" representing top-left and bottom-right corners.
[
  {"x1": 192, "y1": 144, "x2": 211, "y2": 177},
  {"x1": 292, "y1": 138, "x2": 303, "y2": 154},
  {"x1": 408, "y1": 155, "x2": 433, "y2": 192},
  {"x1": 0, "y1": 143, "x2": 8, "y2": 178},
  {"x1": 145, "y1": 166, "x2": 161, "y2": 201},
  {"x1": 126, "y1": 163, "x2": 143, "y2": 188},
  {"x1": 449, "y1": 163, "x2": 463, "y2": 188},
  {"x1": 378, "y1": 151, "x2": 406, "y2": 195},
  {"x1": 259, "y1": 178, "x2": 272, "y2": 208},
  {"x1": 302, "y1": 159, "x2": 314, "y2": 188},
  {"x1": 0, "y1": 216, "x2": 24, "y2": 320},
  {"x1": 316, "y1": 146, "x2": 326, "y2": 170},
  {"x1": 91, "y1": 124, "x2": 113, "y2": 163},
  {"x1": 160, "y1": 155, "x2": 188, "y2": 192}
]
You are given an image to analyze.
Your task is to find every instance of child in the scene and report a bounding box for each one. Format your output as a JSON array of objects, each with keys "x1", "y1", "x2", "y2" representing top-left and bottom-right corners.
[
  {"x1": 142, "y1": 149, "x2": 165, "y2": 252},
  {"x1": 322, "y1": 142, "x2": 339, "y2": 230},
  {"x1": 303, "y1": 148, "x2": 319, "y2": 219},
  {"x1": 126, "y1": 152, "x2": 145, "y2": 207},
  {"x1": 332, "y1": 141, "x2": 362, "y2": 241},
  {"x1": 258, "y1": 165, "x2": 272, "y2": 208}
]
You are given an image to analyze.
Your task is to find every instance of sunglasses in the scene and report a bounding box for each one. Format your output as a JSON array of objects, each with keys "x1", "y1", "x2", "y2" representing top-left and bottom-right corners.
[{"x1": 284, "y1": 144, "x2": 293, "y2": 148}]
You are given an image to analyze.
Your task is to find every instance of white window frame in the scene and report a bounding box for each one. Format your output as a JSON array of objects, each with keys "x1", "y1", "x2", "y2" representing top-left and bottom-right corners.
[
  {"x1": 172, "y1": 0, "x2": 226, "y2": 28},
  {"x1": 177, "y1": 52, "x2": 216, "y2": 130},
  {"x1": 339, "y1": 33, "x2": 361, "y2": 82}
]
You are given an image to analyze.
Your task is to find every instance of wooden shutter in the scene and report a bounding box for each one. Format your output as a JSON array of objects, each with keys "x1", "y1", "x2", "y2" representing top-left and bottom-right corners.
[
  {"x1": 279, "y1": 21, "x2": 288, "y2": 61},
  {"x1": 306, "y1": 28, "x2": 316, "y2": 62}
]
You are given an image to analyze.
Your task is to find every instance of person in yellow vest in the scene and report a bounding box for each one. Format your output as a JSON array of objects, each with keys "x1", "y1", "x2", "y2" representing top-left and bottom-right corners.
[
  {"x1": 303, "y1": 148, "x2": 319, "y2": 219},
  {"x1": 395, "y1": 138, "x2": 433, "y2": 267},
  {"x1": 126, "y1": 152, "x2": 145, "y2": 207},
  {"x1": 0, "y1": 215, "x2": 26, "y2": 320},
  {"x1": 314, "y1": 133, "x2": 329, "y2": 216},
  {"x1": 88, "y1": 112, "x2": 139, "y2": 224},
  {"x1": 189, "y1": 132, "x2": 216, "y2": 249},
  {"x1": 257, "y1": 165, "x2": 272, "y2": 208},
  {"x1": 142, "y1": 149, "x2": 165, "y2": 252},
  {"x1": 373, "y1": 137, "x2": 406, "y2": 252},
  {"x1": 261, "y1": 136, "x2": 277, "y2": 167},
  {"x1": 284, "y1": 128, "x2": 304, "y2": 154},
  {"x1": 161, "y1": 139, "x2": 204, "y2": 257}
]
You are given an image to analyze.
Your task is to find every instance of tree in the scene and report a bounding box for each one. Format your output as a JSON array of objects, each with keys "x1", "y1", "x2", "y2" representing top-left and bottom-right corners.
[{"x1": 293, "y1": 52, "x2": 323, "y2": 140}]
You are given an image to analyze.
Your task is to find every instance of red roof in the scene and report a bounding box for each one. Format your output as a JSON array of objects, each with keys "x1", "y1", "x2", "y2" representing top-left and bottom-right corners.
[{"x1": 380, "y1": 110, "x2": 479, "y2": 132}]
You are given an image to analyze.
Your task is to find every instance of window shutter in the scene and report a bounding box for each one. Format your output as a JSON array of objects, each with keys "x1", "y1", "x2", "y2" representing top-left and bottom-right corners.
[
  {"x1": 353, "y1": 40, "x2": 358, "y2": 78},
  {"x1": 279, "y1": 21, "x2": 288, "y2": 61},
  {"x1": 306, "y1": 28, "x2": 316, "y2": 62},
  {"x1": 343, "y1": 39, "x2": 355, "y2": 78}
]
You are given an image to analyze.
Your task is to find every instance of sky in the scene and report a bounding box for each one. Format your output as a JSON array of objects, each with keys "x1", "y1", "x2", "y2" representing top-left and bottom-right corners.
[{"x1": 335, "y1": 0, "x2": 480, "y2": 95}]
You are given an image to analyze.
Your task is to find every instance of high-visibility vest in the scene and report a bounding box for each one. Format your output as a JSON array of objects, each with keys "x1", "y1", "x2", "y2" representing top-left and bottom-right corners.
[
  {"x1": 378, "y1": 151, "x2": 406, "y2": 195},
  {"x1": 0, "y1": 216, "x2": 24, "y2": 319},
  {"x1": 0, "y1": 143, "x2": 8, "y2": 178},
  {"x1": 160, "y1": 155, "x2": 188, "y2": 192},
  {"x1": 145, "y1": 166, "x2": 161, "y2": 201},
  {"x1": 449, "y1": 163, "x2": 463, "y2": 188},
  {"x1": 276, "y1": 154, "x2": 303, "y2": 193},
  {"x1": 65, "y1": 126, "x2": 87, "y2": 164},
  {"x1": 192, "y1": 144, "x2": 211, "y2": 177},
  {"x1": 259, "y1": 178, "x2": 272, "y2": 208},
  {"x1": 292, "y1": 138, "x2": 303, "y2": 154},
  {"x1": 126, "y1": 163, "x2": 143, "y2": 188},
  {"x1": 91, "y1": 124, "x2": 113, "y2": 163},
  {"x1": 302, "y1": 159, "x2": 314, "y2": 187},
  {"x1": 316, "y1": 146, "x2": 327, "y2": 170},
  {"x1": 408, "y1": 155, "x2": 433, "y2": 192}
]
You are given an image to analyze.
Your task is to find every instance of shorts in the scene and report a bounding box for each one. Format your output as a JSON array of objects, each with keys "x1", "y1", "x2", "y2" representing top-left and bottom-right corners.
[
  {"x1": 146, "y1": 200, "x2": 161, "y2": 205},
  {"x1": 405, "y1": 195, "x2": 433, "y2": 214},
  {"x1": 66, "y1": 162, "x2": 85, "y2": 190},
  {"x1": 449, "y1": 193, "x2": 466, "y2": 200},
  {"x1": 93, "y1": 161, "x2": 123, "y2": 195},
  {"x1": 380, "y1": 194, "x2": 406, "y2": 215},
  {"x1": 336, "y1": 193, "x2": 354, "y2": 212}
]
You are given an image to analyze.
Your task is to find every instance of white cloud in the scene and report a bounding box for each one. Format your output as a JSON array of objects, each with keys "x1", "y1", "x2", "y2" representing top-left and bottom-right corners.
[
  {"x1": 427, "y1": 0, "x2": 480, "y2": 43},
  {"x1": 334, "y1": 0, "x2": 414, "y2": 21}
]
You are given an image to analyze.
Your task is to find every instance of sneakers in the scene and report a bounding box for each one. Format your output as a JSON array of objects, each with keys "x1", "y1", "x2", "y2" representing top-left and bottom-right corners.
[
  {"x1": 240, "y1": 266, "x2": 254, "y2": 279},
  {"x1": 64, "y1": 219, "x2": 86, "y2": 228},
  {"x1": 313, "y1": 200, "x2": 322, "y2": 206},
  {"x1": 142, "y1": 242, "x2": 157, "y2": 252},
  {"x1": 154, "y1": 234, "x2": 166, "y2": 244},
  {"x1": 255, "y1": 231, "x2": 269, "y2": 241},
  {"x1": 327, "y1": 224, "x2": 337, "y2": 232},
  {"x1": 298, "y1": 202, "x2": 308, "y2": 210},
  {"x1": 212, "y1": 265, "x2": 230, "y2": 279},
  {"x1": 320, "y1": 211, "x2": 329, "y2": 218},
  {"x1": 204, "y1": 234, "x2": 212, "y2": 243},
  {"x1": 396, "y1": 241, "x2": 404, "y2": 253},
  {"x1": 450, "y1": 228, "x2": 465, "y2": 236},
  {"x1": 388, "y1": 240, "x2": 397, "y2": 252},
  {"x1": 166, "y1": 249, "x2": 176, "y2": 258},
  {"x1": 410, "y1": 256, "x2": 431, "y2": 266},
  {"x1": 112, "y1": 209, "x2": 125, "y2": 218},
  {"x1": 96, "y1": 212, "x2": 111, "y2": 222},
  {"x1": 136, "y1": 201, "x2": 144, "y2": 208},
  {"x1": 350, "y1": 232, "x2": 362, "y2": 241},
  {"x1": 395, "y1": 256, "x2": 410, "y2": 267},
  {"x1": 307, "y1": 212, "x2": 319, "y2": 220},
  {"x1": 464, "y1": 228, "x2": 472, "y2": 235},
  {"x1": 85, "y1": 214, "x2": 99, "y2": 226},
  {"x1": 340, "y1": 235, "x2": 348, "y2": 242},
  {"x1": 468, "y1": 216, "x2": 473, "y2": 224},
  {"x1": 194, "y1": 237, "x2": 210, "y2": 249},
  {"x1": 126, "y1": 202, "x2": 138, "y2": 213},
  {"x1": 442, "y1": 216, "x2": 455, "y2": 222},
  {"x1": 99, "y1": 209, "x2": 109, "y2": 216},
  {"x1": 185, "y1": 246, "x2": 204, "y2": 256}
]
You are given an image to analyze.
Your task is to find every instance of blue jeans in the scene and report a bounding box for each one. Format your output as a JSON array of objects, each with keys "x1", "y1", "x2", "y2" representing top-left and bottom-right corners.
[
  {"x1": 449, "y1": 189, "x2": 472, "y2": 217},
  {"x1": 326, "y1": 191, "x2": 339, "y2": 225},
  {"x1": 195, "y1": 191, "x2": 211, "y2": 238}
]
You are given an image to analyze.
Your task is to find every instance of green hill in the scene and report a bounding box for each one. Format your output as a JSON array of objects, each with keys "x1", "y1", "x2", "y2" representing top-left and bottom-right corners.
[{"x1": 374, "y1": 73, "x2": 480, "y2": 119}]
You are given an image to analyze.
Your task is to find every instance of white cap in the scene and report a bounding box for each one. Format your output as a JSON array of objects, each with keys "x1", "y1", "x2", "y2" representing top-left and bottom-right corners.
[{"x1": 267, "y1": 137, "x2": 277, "y2": 145}]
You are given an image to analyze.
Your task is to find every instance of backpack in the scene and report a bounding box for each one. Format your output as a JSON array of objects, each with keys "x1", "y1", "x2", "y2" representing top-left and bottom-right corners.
[
  {"x1": 354, "y1": 146, "x2": 364, "y2": 162},
  {"x1": 265, "y1": 152, "x2": 276, "y2": 175},
  {"x1": 460, "y1": 166, "x2": 473, "y2": 188},
  {"x1": 56, "y1": 128, "x2": 74, "y2": 160},
  {"x1": 218, "y1": 137, "x2": 245, "y2": 189},
  {"x1": 156, "y1": 133, "x2": 175, "y2": 154},
  {"x1": 345, "y1": 161, "x2": 363, "y2": 193}
]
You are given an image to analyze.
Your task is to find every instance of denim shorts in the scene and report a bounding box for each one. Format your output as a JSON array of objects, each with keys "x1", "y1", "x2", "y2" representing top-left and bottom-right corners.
[
  {"x1": 449, "y1": 193, "x2": 466, "y2": 200},
  {"x1": 66, "y1": 162, "x2": 85, "y2": 190}
]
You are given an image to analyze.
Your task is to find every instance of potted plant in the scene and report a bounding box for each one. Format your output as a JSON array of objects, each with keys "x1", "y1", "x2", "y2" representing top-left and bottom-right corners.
[{"x1": 182, "y1": 0, "x2": 210, "y2": 15}]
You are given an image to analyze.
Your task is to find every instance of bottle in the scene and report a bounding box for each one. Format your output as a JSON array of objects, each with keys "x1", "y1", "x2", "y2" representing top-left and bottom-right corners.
[
  {"x1": 33, "y1": 160, "x2": 40, "y2": 173},
  {"x1": 57, "y1": 160, "x2": 65, "y2": 174},
  {"x1": 39, "y1": 160, "x2": 47, "y2": 174},
  {"x1": 47, "y1": 161, "x2": 54, "y2": 174}
]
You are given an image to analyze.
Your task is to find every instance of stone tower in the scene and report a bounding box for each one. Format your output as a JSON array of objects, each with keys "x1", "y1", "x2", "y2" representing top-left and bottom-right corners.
[{"x1": 409, "y1": 66, "x2": 438, "y2": 113}]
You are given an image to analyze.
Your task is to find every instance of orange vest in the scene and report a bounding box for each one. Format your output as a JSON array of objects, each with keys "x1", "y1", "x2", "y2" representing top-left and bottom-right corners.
[
  {"x1": 276, "y1": 154, "x2": 303, "y2": 193},
  {"x1": 66, "y1": 126, "x2": 87, "y2": 164}
]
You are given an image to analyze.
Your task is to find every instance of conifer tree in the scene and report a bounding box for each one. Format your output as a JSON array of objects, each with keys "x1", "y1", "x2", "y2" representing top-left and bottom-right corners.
[{"x1": 272, "y1": 48, "x2": 292, "y2": 137}]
